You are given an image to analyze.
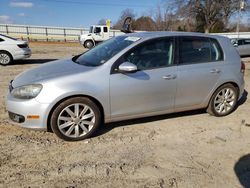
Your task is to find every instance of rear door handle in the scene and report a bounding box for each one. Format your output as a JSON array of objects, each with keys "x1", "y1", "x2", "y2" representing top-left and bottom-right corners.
[
  {"x1": 163, "y1": 75, "x2": 177, "y2": 80},
  {"x1": 210, "y1": 69, "x2": 221, "y2": 74}
]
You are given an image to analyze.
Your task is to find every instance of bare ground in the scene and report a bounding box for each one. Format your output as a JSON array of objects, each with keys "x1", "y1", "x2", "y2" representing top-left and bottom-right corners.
[{"x1": 0, "y1": 42, "x2": 250, "y2": 188}]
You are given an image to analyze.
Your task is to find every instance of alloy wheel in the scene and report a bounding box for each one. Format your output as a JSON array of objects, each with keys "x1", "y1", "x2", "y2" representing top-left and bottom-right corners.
[
  {"x1": 213, "y1": 87, "x2": 236, "y2": 115},
  {"x1": 0, "y1": 53, "x2": 11, "y2": 65},
  {"x1": 57, "y1": 103, "x2": 95, "y2": 138}
]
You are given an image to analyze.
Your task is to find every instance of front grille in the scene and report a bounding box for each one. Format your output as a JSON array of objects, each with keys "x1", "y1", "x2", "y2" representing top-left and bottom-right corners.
[{"x1": 8, "y1": 112, "x2": 25, "y2": 123}]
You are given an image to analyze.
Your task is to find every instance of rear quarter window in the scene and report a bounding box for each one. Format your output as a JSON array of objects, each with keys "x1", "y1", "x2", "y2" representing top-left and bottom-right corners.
[{"x1": 179, "y1": 37, "x2": 223, "y2": 65}]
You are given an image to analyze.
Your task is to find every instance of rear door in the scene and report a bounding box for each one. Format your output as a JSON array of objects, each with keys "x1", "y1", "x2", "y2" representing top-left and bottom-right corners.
[{"x1": 175, "y1": 36, "x2": 225, "y2": 109}]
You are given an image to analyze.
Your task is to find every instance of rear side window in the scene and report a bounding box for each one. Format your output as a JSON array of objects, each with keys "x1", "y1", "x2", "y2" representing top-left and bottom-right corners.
[
  {"x1": 179, "y1": 37, "x2": 223, "y2": 64},
  {"x1": 104, "y1": 27, "x2": 108, "y2": 32},
  {"x1": 244, "y1": 39, "x2": 250, "y2": 45}
]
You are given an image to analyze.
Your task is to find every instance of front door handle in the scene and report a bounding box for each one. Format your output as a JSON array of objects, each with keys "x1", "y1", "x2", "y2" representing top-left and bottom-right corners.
[
  {"x1": 210, "y1": 69, "x2": 221, "y2": 74},
  {"x1": 163, "y1": 75, "x2": 177, "y2": 80}
]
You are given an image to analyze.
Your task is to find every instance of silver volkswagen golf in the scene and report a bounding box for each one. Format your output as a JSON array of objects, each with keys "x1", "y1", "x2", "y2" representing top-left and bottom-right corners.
[{"x1": 6, "y1": 32, "x2": 245, "y2": 141}]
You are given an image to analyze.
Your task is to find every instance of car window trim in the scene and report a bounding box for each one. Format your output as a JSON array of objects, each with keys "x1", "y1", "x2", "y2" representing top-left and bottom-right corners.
[
  {"x1": 110, "y1": 36, "x2": 177, "y2": 74},
  {"x1": 177, "y1": 36, "x2": 224, "y2": 66}
]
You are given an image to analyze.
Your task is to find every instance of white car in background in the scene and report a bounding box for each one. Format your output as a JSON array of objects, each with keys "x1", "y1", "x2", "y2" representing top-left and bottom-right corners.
[{"x1": 0, "y1": 34, "x2": 31, "y2": 65}]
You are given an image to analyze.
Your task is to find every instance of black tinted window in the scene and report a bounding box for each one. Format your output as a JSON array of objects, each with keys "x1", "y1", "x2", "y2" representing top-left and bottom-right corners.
[
  {"x1": 244, "y1": 39, "x2": 250, "y2": 45},
  {"x1": 104, "y1": 27, "x2": 108, "y2": 32},
  {"x1": 94, "y1": 27, "x2": 101, "y2": 33},
  {"x1": 124, "y1": 38, "x2": 174, "y2": 70},
  {"x1": 238, "y1": 40, "x2": 244, "y2": 45},
  {"x1": 179, "y1": 37, "x2": 223, "y2": 64}
]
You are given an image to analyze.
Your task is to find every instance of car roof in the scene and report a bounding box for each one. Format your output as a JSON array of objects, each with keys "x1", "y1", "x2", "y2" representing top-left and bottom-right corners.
[
  {"x1": 0, "y1": 34, "x2": 17, "y2": 40},
  {"x1": 126, "y1": 31, "x2": 227, "y2": 40}
]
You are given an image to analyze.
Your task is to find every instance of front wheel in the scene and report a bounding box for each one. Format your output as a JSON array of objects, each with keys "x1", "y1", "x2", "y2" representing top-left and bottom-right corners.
[
  {"x1": 84, "y1": 40, "x2": 94, "y2": 49},
  {"x1": 50, "y1": 97, "x2": 101, "y2": 141},
  {"x1": 207, "y1": 84, "x2": 238, "y2": 117}
]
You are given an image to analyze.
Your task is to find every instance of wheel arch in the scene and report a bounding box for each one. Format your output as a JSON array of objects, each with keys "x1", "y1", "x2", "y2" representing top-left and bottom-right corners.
[
  {"x1": 207, "y1": 81, "x2": 240, "y2": 108},
  {"x1": 46, "y1": 94, "x2": 104, "y2": 132}
]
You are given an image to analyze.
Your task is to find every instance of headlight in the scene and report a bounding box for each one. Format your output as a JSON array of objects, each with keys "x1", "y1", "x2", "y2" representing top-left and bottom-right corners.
[{"x1": 11, "y1": 84, "x2": 42, "y2": 99}]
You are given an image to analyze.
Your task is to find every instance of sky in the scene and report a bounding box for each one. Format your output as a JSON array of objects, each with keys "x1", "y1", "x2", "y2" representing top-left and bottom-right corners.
[{"x1": 0, "y1": 0, "x2": 161, "y2": 28}]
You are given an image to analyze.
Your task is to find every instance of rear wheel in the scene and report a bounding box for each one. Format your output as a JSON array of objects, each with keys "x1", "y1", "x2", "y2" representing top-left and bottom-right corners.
[
  {"x1": 84, "y1": 40, "x2": 94, "y2": 49},
  {"x1": 207, "y1": 84, "x2": 238, "y2": 117},
  {"x1": 0, "y1": 51, "x2": 12, "y2": 65},
  {"x1": 50, "y1": 97, "x2": 101, "y2": 141}
]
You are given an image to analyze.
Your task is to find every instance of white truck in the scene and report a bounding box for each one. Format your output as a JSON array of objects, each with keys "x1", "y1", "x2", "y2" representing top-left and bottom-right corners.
[
  {"x1": 80, "y1": 17, "x2": 133, "y2": 49},
  {"x1": 80, "y1": 25, "x2": 110, "y2": 49}
]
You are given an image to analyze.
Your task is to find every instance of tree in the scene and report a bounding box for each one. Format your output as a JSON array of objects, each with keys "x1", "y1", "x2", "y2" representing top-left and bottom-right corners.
[
  {"x1": 183, "y1": 0, "x2": 240, "y2": 33},
  {"x1": 134, "y1": 16, "x2": 157, "y2": 31},
  {"x1": 97, "y1": 19, "x2": 106, "y2": 25}
]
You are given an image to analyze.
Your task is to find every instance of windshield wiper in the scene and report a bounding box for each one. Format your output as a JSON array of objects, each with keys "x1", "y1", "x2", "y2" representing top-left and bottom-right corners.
[{"x1": 72, "y1": 54, "x2": 82, "y2": 63}]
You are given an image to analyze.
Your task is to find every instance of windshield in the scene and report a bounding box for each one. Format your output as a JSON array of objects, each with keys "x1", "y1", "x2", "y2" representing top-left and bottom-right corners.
[
  {"x1": 89, "y1": 26, "x2": 94, "y2": 33},
  {"x1": 74, "y1": 36, "x2": 140, "y2": 66}
]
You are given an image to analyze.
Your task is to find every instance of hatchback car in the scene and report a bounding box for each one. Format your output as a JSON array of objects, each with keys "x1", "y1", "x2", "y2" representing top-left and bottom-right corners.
[
  {"x1": 0, "y1": 34, "x2": 31, "y2": 65},
  {"x1": 231, "y1": 38, "x2": 250, "y2": 56},
  {"x1": 6, "y1": 32, "x2": 245, "y2": 141}
]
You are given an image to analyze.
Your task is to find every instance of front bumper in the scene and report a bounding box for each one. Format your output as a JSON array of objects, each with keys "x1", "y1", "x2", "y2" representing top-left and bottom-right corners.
[{"x1": 6, "y1": 93, "x2": 49, "y2": 131}]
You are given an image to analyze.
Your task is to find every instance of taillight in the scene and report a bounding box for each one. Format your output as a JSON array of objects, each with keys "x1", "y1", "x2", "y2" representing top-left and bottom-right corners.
[
  {"x1": 241, "y1": 61, "x2": 245, "y2": 73},
  {"x1": 17, "y1": 44, "x2": 28, "y2": 48}
]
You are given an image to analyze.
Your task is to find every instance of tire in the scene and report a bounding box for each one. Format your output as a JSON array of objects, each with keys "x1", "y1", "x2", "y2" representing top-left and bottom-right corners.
[
  {"x1": 0, "y1": 51, "x2": 12, "y2": 65},
  {"x1": 84, "y1": 40, "x2": 94, "y2": 49},
  {"x1": 50, "y1": 97, "x2": 101, "y2": 141},
  {"x1": 207, "y1": 84, "x2": 239, "y2": 117}
]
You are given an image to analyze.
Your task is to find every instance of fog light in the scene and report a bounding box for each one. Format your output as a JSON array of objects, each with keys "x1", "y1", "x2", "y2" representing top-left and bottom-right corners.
[{"x1": 8, "y1": 112, "x2": 25, "y2": 123}]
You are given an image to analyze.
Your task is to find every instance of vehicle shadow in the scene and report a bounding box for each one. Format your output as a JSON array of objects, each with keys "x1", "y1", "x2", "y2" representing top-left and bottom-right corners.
[
  {"x1": 237, "y1": 90, "x2": 248, "y2": 108},
  {"x1": 94, "y1": 90, "x2": 248, "y2": 138},
  {"x1": 234, "y1": 154, "x2": 250, "y2": 188},
  {"x1": 93, "y1": 109, "x2": 206, "y2": 138},
  {"x1": 11, "y1": 59, "x2": 57, "y2": 65}
]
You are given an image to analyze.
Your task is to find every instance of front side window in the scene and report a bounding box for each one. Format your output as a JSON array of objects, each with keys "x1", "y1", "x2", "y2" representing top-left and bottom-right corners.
[
  {"x1": 123, "y1": 38, "x2": 174, "y2": 70},
  {"x1": 179, "y1": 37, "x2": 223, "y2": 64},
  {"x1": 238, "y1": 40, "x2": 244, "y2": 46},
  {"x1": 94, "y1": 27, "x2": 101, "y2": 33}
]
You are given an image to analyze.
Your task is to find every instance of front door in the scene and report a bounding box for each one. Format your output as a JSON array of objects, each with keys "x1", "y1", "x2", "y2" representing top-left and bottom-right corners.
[{"x1": 110, "y1": 37, "x2": 177, "y2": 118}]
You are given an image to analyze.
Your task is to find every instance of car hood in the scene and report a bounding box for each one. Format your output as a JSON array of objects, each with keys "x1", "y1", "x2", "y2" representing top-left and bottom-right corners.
[{"x1": 12, "y1": 58, "x2": 93, "y2": 87}]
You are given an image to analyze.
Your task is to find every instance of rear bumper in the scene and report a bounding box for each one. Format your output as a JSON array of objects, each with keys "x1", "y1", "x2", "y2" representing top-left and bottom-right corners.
[{"x1": 13, "y1": 48, "x2": 32, "y2": 60}]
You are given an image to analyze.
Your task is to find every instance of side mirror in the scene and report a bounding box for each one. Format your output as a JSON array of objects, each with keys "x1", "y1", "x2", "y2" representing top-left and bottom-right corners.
[{"x1": 118, "y1": 62, "x2": 137, "y2": 73}]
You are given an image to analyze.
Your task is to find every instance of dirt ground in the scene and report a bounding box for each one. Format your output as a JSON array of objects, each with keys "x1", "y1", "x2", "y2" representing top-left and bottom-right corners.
[{"x1": 0, "y1": 42, "x2": 250, "y2": 188}]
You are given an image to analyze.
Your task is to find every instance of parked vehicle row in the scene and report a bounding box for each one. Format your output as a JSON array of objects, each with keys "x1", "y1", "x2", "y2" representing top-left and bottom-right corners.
[
  {"x1": 0, "y1": 34, "x2": 31, "y2": 65},
  {"x1": 231, "y1": 38, "x2": 250, "y2": 56},
  {"x1": 6, "y1": 32, "x2": 245, "y2": 141}
]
